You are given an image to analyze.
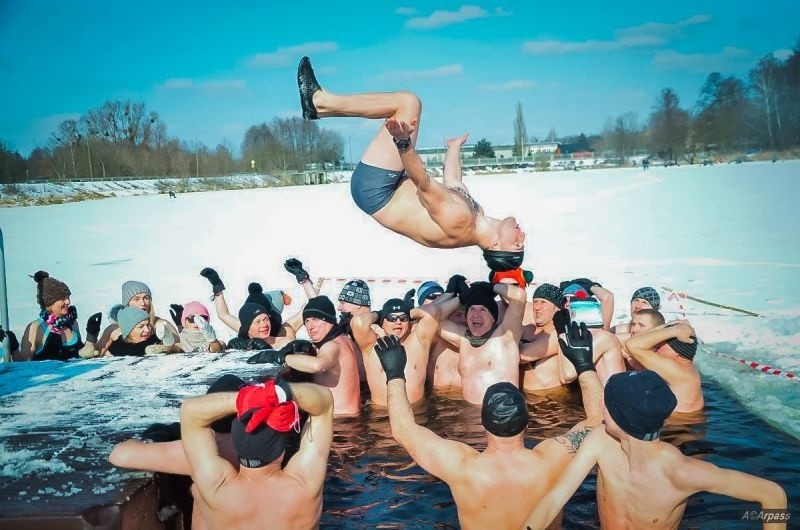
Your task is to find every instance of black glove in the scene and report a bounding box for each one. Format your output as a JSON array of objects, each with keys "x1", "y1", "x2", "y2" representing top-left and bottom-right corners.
[
  {"x1": 226, "y1": 336, "x2": 249, "y2": 350},
  {"x1": 278, "y1": 339, "x2": 317, "y2": 357},
  {"x1": 0, "y1": 326, "x2": 5, "y2": 342},
  {"x1": 375, "y1": 335, "x2": 407, "y2": 382},
  {"x1": 561, "y1": 278, "x2": 601, "y2": 293},
  {"x1": 246, "y1": 349, "x2": 285, "y2": 365},
  {"x1": 169, "y1": 304, "x2": 183, "y2": 330},
  {"x1": 6, "y1": 330, "x2": 18, "y2": 353},
  {"x1": 446, "y1": 274, "x2": 471, "y2": 304},
  {"x1": 339, "y1": 311, "x2": 353, "y2": 329},
  {"x1": 558, "y1": 321, "x2": 595, "y2": 375},
  {"x1": 284, "y1": 258, "x2": 310, "y2": 284},
  {"x1": 247, "y1": 338, "x2": 270, "y2": 350},
  {"x1": 85, "y1": 312, "x2": 102, "y2": 343},
  {"x1": 141, "y1": 422, "x2": 182, "y2": 443},
  {"x1": 403, "y1": 288, "x2": 416, "y2": 308},
  {"x1": 553, "y1": 308, "x2": 570, "y2": 335},
  {"x1": 200, "y1": 267, "x2": 225, "y2": 296},
  {"x1": 68, "y1": 305, "x2": 78, "y2": 321}
]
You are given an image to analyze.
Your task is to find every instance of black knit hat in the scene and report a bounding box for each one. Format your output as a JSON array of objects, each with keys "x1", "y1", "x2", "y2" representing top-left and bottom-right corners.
[
  {"x1": 207, "y1": 374, "x2": 245, "y2": 434},
  {"x1": 238, "y1": 303, "x2": 268, "y2": 338},
  {"x1": 604, "y1": 370, "x2": 677, "y2": 441},
  {"x1": 464, "y1": 284, "x2": 499, "y2": 323},
  {"x1": 302, "y1": 296, "x2": 337, "y2": 325},
  {"x1": 245, "y1": 283, "x2": 282, "y2": 337}
]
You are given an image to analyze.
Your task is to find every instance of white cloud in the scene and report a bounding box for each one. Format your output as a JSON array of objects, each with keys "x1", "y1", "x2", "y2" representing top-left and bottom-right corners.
[
  {"x1": 773, "y1": 49, "x2": 793, "y2": 61},
  {"x1": 479, "y1": 80, "x2": 537, "y2": 91},
  {"x1": 160, "y1": 78, "x2": 193, "y2": 90},
  {"x1": 200, "y1": 79, "x2": 246, "y2": 92},
  {"x1": 494, "y1": 7, "x2": 513, "y2": 17},
  {"x1": 395, "y1": 6, "x2": 416, "y2": 16},
  {"x1": 158, "y1": 78, "x2": 245, "y2": 92},
  {"x1": 247, "y1": 41, "x2": 338, "y2": 68},
  {"x1": 377, "y1": 64, "x2": 463, "y2": 82},
  {"x1": 406, "y1": 5, "x2": 489, "y2": 29},
  {"x1": 652, "y1": 47, "x2": 751, "y2": 72},
  {"x1": 523, "y1": 14, "x2": 712, "y2": 54}
]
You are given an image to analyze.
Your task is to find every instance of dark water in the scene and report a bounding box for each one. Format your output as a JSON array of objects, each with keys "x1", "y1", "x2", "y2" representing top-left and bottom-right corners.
[{"x1": 319, "y1": 381, "x2": 799, "y2": 529}]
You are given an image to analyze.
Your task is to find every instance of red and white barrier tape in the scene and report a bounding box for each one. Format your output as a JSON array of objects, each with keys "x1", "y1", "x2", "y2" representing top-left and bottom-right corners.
[{"x1": 662, "y1": 287, "x2": 799, "y2": 383}]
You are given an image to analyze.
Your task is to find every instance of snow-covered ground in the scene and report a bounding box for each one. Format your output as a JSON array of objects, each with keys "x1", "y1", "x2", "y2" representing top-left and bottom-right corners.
[{"x1": 1, "y1": 160, "x2": 799, "y2": 439}]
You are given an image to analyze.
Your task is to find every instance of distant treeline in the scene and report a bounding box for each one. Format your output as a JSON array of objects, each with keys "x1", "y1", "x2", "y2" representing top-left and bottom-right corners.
[{"x1": 1, "y1": 39, "x2": 799, "y2": 183}]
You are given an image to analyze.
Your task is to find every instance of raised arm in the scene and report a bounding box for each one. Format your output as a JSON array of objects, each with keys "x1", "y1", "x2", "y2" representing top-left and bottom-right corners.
[
  {"x1": 378, "y1": 336, "x2": 472, "y2": 483},
  {"x1": 282, "y1": 382, "x2": 334, "y2": 488},
  {"x1": 350, "y1": 310, "x2": 379, "y2": 353},
  {"x1": 285, "y1": 339, "x2": 340, "y2": 374},
  {"x1": 283, "y1": 258, "x2": 318, "y2": 333},
  {"x1": 590, "y1": 285, "x2": 615, "y2": 331},
  {"x1": 521, "y1": 430, "x2": 604, "y2": 530},
  {"x1": 625, "y1": 323, "x2": 695, "y2": 382},
  {"x1": 409, "y1": 305, "x2": 440, "y2": 349},
  {"x1": 179, "y1": 392, "x2": 238, "y2": 493},
  {"x1": 495, "y1": 283, "x2": 526, "y2": 342}
]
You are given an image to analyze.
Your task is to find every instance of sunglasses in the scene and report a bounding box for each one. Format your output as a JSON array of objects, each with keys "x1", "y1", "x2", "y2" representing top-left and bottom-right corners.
[
  {"x1": 385, "y1": 313, "x2": 410, "y2": 323},
  {"x1": 425, "y1": 293, "x2": 442, "y2": 301},
  {"x1": 187, "y1": 314, "x2": 207, "y2": 323}
]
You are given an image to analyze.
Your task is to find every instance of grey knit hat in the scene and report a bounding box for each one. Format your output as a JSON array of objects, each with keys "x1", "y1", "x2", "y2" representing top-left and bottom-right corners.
[
  {"x1": 631, "y1": 287, "x2": 660, "y2": 311},
  {"x1": 338, "y1": 280, "x2": 371, "y2": 307},
  {"x1": 117, "y1": 307, "x2": 149, "y2": 339},
  {"x1": 121, "y1": 280, "x2": 152, "y2": 305}
]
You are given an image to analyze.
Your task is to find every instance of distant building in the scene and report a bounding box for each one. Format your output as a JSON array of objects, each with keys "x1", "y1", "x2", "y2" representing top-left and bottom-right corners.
[{"x1": 417, "y1": 141, "x2": 561, "y2": 165}]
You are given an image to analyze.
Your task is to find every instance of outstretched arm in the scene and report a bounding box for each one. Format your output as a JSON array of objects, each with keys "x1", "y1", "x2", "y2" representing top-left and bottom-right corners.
[
  {"x1": 675, "y1": 459, "x2": 787, "y2": 530},
  {"x1": 495, "y1": 283, "x2": 526, "y2": 342},
  {"x1": 590, "y1": 285, "x2": 615, "y2": 331}
]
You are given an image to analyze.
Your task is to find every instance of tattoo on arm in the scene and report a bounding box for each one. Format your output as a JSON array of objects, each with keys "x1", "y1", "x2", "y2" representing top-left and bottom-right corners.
[{"x1": 557, "y1": 427, "x2": 591, "y2": 454}]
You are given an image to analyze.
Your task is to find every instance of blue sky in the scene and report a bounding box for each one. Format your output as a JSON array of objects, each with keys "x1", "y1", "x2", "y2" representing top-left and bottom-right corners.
[{"x1": 1, "y1": 1, "x2": 798, "y2": 159}]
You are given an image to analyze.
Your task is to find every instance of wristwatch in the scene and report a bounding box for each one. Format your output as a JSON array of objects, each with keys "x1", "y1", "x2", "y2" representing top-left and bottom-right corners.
[{"x1": 393, "y1": 137, "x2": 412, "y2": 151}]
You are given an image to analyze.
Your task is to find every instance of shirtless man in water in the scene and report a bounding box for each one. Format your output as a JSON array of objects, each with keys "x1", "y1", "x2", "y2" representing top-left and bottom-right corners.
[
  {"x1": 297, "y1": 56, "x2": 525, "y2": 271},
  {"x1": 351, "y1": 296, "x2": 439, "y2": 406},
  {"x1": 520, "y1": 284, "x2": 624, "y2": 392},
  {"x1": 434, "y1": 280, "x2": 526, "y2": 404},
  {"x1": 377, "y1": 321, "x2": 605, "y2": 529},
  {"x1": 625, "y1": 321, "x2": 704, "y2": 413},
  {"x1": 522, "y1": 370, "x2": 787, "y2": 530},
  {"x1": 181, "y1": 378, "x2": 333, "y2": 530}
]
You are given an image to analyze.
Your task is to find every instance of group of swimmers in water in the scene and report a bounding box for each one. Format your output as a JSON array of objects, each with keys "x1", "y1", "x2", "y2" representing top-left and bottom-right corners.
[{"x1": 3, "y1": 56, "x2": 788, "y2": 529}]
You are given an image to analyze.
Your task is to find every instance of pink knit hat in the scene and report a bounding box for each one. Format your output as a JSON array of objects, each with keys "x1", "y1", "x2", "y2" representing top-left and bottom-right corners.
[{"x1": 182, "y1": 301, "x2": 211, "y2": 327}]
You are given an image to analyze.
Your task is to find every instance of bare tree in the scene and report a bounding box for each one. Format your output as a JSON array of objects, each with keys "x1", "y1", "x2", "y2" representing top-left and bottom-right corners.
[
  {"x1": 649, "y1": 88, "x2": 690, "y2": 161},
  {"x1": 749, "y1": 55, "x2": 784, "y2": 148},
  {"x1": 513, "y1": 102, "x2": 527, "y2": 156}
]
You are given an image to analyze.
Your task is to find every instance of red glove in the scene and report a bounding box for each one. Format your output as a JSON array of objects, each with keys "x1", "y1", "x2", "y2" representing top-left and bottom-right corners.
[
  {"x1": 491, "y1": 268, "x2": 527, "y2": 289},
  {"x1": 236, "y1": 381, "x2": 299, "y2": 433}
]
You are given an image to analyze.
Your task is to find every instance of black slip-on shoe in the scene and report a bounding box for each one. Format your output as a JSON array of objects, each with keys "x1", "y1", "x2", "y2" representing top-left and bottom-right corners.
[{"x1": 297, "y1": 56, "x2": 321, "y2": 120}]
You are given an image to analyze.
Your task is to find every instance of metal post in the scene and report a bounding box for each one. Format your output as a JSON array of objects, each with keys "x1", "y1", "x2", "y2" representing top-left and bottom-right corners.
[{"x1": 0, "y1": 229, "x2": 10, "y2": 362}]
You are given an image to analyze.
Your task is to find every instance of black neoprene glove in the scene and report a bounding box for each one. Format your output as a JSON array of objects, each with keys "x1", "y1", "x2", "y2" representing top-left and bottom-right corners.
[
  {"x1": 142, "y1": 422, "x2": 182, "y2": 443},
  {"x1": 446, "y1": 274, "x2": 470, "y2": 304},
  {"x1": 284, "y1": 258, "x2": 310, "y2": 284},
  {"x1": 200, "y1": 267, "x2": 225, "y2": 296},
  {"x1": 558, "y1": 321, "x2": 595, "y2": 375},
  {"x1": 226, "y1": 336, "x2": 249, "y2": 350},
  {"x1": 85, "y1": 312, "x2": 102, "y2": 343},
  {"x1": 68, "y1": 305, "x2": 78, "y2": 321},
  {"x1": 247, "y1": 338, "x2": 269, "y2": 350},
  {"x1": 339, "y1": 311, "x2": 353, "y2": 329},
  {"x1": 375, "y1": 335, "x2": 407, "y2": 382},
  {"x1": 247, "y1": 349, "x2": 285, "y2": 365},
  {"x1": 403, "y1": 288, "x2": 416, "y2": 308},
  {"x1": 278, "y1": 339, "x2": 317, "y2": 357},
  {"x1": 553, "y1": 308, "x2": 570, "y2": 336},
  {"x1": 169, "y1": 304, "x2": 183, "y2": 330}
]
